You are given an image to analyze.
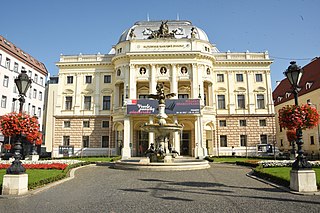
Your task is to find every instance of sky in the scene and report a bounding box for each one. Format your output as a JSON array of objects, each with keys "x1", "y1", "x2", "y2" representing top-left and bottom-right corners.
[{"x1": 1, "y1": 0, "x2": 319, "y2": 89}]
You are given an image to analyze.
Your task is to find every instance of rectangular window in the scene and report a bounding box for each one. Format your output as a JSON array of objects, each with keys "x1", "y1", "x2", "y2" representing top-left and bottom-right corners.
[
  {"x1": 259, "y1": 119, "x2": 267, "y2": 126},
  {"x1": 0, "y1": 54, "x2": 2, "y2": 64},
  {"x1": 219, "y1": 120, "x2": 227, "y2": 127},
  {"x1": 220, "y1": 135, "x2": 227, "y2": 147},
  {"x1": 14, "y1": 62, "x2": 19, "y2": 72},
  {"x1": 257, "y1": 94, "x2": 265, "y2": 109},
  {"x1": 37, "y1": 107, "x2": 41, "y2": 118},
  {"x1": 239, "y1": 120, "x2": 247, "y2": 126},
  {"x1": 310, "y1": 136, "x2": 315, "y2": 145},
  {"x1": 256, "y1": 74, "x2": 263, "y2": 82},
  {"x1": 64, "y1": 121, "x2": 71, "y2": 128},
  {"x1": 1, "y1": 96, "x2": 7, "y2": 108},
  {"x1": 34, "y1": 74, "x2": 38, "y2": 83},
  {"x1": 83, "y1": 136, "x2": 89, "y2": 148},
  {"x1": 67, "y1": 76, "x2": 73, "y2": 84},
  {"x1": 236, "y1": 74, "x2": 243, "y2": 82},
  {"x1": 240, "y1": 135, "x2": 247, "y2": 146},
  {"x1": 104, "y1": 75, "x2": 111, "y2": 83},
  {"x1": 217, "y1": 74, "x2": 224, "y2": 82},
  {"x1": 178, "y1": 94, "x2": 189, "y2": 99},
  {"x1": 85, "y1": 75, "x2": 92, "y2": 84},
  {"x1": 84, "y1": 96, "x2": 91, "y2": 110},
  {"x1": 5, "y1": 58, "x2": 10, "y2": 69},
  {"x1": 102, "y1": 120, "x2": 110, "y2": 128},
  {"x1": 28, "y1": 70, "x2": 32, "y2": 78},
  {"x1": 39, "y1": 91, "x2": 43, "y2": 101},
  {"x1": 3, "y1": 75, "x2": 9, "y2": 87},
  {"x1": 83, "y1": 121, "x2": 90, "y2": 128},
  {"x1": 217, "y1": 95, "x2": 226, "y2": 109},
  {"x1": 63, "y1": 136, "x2": 70, "y2": 146},
  {"x1": 40, "y1": 77, "x2": 44, "y2": 86},
  {"x1": 31, "y1": 105, "x2": 36, "y2": 115},
  {"x1": 102, "y1": 136, "x2": 109, "y2": 148},
  {"x1": 65, "y1": 96, "x2": 72, "y2": 110},
  {"x1": 260, "y1": 134, "x2": 267, "y2": 144},
  {"x1": 33, "y1": 89, "x2": 37, "y2": 99},
  {"x1": 102, "y1": 96, "x2": 111, "y2": 110},
  {"x1": 237, "y1": 94, "x2": 245, "y2": 109}
]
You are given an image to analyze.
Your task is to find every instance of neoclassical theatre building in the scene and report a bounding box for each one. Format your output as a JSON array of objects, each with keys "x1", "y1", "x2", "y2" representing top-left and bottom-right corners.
[{"x1": 46, "y1": 20, "x2": 275, "y2": 158}]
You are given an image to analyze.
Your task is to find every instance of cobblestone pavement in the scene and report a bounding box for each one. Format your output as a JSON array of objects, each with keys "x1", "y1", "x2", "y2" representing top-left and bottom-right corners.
[{"x1": 1, "y1": 163, "x2": 320, "y2": 213}]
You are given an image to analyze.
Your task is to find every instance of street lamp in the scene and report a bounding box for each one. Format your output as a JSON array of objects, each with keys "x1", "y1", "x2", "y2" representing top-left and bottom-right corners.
[
  {"x1": 6, "y1": 69, "x2": 32, "y2": 174},
  {"x1": 284, "y1": 61, "x2": 311, "y2": 170}
]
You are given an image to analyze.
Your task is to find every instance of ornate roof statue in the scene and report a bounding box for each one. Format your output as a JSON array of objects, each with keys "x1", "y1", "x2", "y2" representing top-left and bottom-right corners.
[{"x1": 148, "y1": 21, "x2": 175, "y2": 39}]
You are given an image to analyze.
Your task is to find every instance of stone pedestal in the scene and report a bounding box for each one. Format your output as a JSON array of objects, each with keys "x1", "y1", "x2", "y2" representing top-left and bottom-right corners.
[
  {"x1": 139, "y1": 158, "x2": 150, "y2": 164},
  {"x1": 121, "y1": 147, "x2": 131, "y2": 160},
  {"x1": 31, "y1": 154, "x2": 39, "y2": 161},
  {"x1": 2, "y1": 174, "x2": 28, "y2": 195},
  {"x1": 164, "y1": 155, "x2": 173, "y2": 163},
  {"x1": 290, "y1": 169, "x2": 318, "y2": 192}
]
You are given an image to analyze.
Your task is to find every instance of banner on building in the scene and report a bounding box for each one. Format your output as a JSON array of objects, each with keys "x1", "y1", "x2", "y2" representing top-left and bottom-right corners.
[{"x1": 126, "y1": 99, "x2": 200, "y2": 115}]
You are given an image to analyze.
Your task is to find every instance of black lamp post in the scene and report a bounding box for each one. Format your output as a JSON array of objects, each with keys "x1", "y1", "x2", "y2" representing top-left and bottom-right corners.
[
  {"x1": 6, "y1": 69, "x2": 32, "y2": 174},
  {"x1": 284, "y1": 61, "x2": 311, "y2": 170}
]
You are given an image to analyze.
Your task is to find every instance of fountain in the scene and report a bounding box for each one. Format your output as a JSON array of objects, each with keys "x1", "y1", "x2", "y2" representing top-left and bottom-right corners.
[{"x1": 113, "y1": 83, "x2": 210, "y2": 171}]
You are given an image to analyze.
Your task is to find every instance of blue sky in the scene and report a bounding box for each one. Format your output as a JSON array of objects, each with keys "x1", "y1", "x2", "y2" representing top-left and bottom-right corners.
[{"x1": 1, "y1": 0, "x2": 319, "y2": 89}]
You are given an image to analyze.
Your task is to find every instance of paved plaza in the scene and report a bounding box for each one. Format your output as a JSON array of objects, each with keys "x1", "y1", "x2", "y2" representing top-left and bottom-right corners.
[{"x1": 0, "y1": 163, "x2": 319, "y2": 213}]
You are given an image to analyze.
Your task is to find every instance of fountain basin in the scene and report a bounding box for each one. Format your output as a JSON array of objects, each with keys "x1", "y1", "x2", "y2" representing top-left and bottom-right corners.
[{"x1": 113, "y1": 157, "x2": 210, "y2": 171}]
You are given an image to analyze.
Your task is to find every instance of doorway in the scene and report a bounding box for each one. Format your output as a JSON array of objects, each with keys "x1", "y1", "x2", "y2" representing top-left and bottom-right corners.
[{"x1": 180, "y1": 131, "x2": 191, "y2": 156}]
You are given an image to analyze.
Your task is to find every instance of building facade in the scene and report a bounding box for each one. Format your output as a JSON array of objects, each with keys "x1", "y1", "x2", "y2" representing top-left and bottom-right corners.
[
  {"x1": 273, "y1": 57, "x2": 320, "y2": 159},
  {"x1": 47, "y1": 20, "x2": 275, "y2": 158},
  {"x1": 0, "y1": 35, "x2": 48, "y2": 148}
]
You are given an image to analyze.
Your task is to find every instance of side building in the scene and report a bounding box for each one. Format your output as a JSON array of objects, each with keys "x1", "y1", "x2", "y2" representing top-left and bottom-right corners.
[
  {"x1": 45, "y1": 20, "x2": 275, "y2": 158},
  {"x1": 273, "y1": 57, "x2": 320, "y2": 159},
  {"x1": 0, "y1": 35, "x2": 48, "y2": 151}
]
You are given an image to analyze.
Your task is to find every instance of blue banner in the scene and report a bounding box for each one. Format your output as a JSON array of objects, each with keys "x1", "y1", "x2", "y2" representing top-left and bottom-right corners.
[{"x1": 126, "y1": 99, "x2": 200, "y2": 115}]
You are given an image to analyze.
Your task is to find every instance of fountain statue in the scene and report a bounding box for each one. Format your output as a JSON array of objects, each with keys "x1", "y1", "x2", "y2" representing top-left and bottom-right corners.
[{"x1": 142, "y1": 82, "x2": 183, "y2": 162}]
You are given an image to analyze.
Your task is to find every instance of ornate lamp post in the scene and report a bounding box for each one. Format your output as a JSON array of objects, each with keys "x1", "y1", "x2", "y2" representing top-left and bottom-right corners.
[
  {"x1": 6, "y1": 69, "x2": 32, "y2": 174},
  {"x1": 284, "y1": 61, "x2": 311, "y2": 170}
]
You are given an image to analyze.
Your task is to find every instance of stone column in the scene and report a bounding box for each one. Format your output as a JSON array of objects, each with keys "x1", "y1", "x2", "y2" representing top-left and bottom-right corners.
[
  {"x1": 129, "y1": 64, "x2": 137, "y2": 99},
  {"x1": 194, "y1": 115, "x2": 206, "y2": 159},
  {"x1": 227, "y1": 71, "x2": 235, "y2": 114},
  {"x1": 150, "y1": 64, "x2": 156, "y2": 94},
  {"x1": 171, "y1": 64, "x2": 178, "y2": 97},
  {"x1": 173, "y1": 116, "x2": 180, "y2": 154},
  {"x1": 122, "y1": 117, "x2": 131, "y2": 159},
  {"x1": 94, "y1": 72, "x2": 100, "y2": 114},
  {"x1": 148, "y1": 116, "x2": 155, "y2": 147}
]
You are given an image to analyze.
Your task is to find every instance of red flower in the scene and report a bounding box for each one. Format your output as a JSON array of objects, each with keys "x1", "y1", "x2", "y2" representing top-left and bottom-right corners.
[
  {"x1": 286, "y1": 129, "x2": 297, "y2": 143},
  {"x1": 279, "y1": 104, "x2": 320, "y2": 130},
  {"x1": 4, "y1": 144, "x2": 12, "y2": 150}
]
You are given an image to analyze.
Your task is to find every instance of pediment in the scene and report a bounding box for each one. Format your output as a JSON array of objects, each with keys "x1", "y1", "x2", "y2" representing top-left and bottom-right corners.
[
  {"x1": 62, "y1": 89, "x2": 74, "y2": 94},
  {"x1": 216, "y1": 87, "x2": 227, "y2": 92},
  {"x1": 101, "y1": 88, "x2": 113, "y2": 94},
  {"x1": 234, "y1": 87, "x2": 246, "y2": 92},
  {"x1": 81, "y1": 88, "x2": 94, "y2": 94},
  {"x1": 254, "y1": 86, "x2": 266, "y2": 92}
]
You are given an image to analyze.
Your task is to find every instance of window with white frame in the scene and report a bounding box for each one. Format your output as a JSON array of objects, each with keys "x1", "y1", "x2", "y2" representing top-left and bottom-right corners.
[
  {"x1": 84, "y1": 96, "x2": 91, "y2": 110},
  {"x1": 34, "y1": 74, "x2": 38, "y2": 83},
  {"x1": 85, "y1": 75, "x2": 92, "y2": 84},
  {"x1": 14, "y1": 62, "x2": 19, "y2": 72},
  {"x1": 37, "y1": 107, "x2": 41, "y2": 117},
  {"x1": 67, "y1": 76, "x2": 73, "y2": 84},
  {"x1": 39, "y1": 91, "x2": 42, "y2": 101},
  {"x1": 1, "y1": 96, "x2": 7, "y2": 108},
  {"x1": 5, "y1": 58, "x2": 10, "y2": 69},
  {"x1": 31, "y1": 105, "x2": 36, "y2": 115},
  {"x1": 257, "y1": 94, "x2": 265, "y2": 109},
  {"x1": 217, "y1": 95, "x2": 226, "y2": 109},
  {"x1": 63, "y1": 136, "x2": 70, "y2": 146},
  {"x1": 40, "y1": 77, "x2": 44, "y2": 86},
  {"x1": 259, "y1": 119, "x2": 267, "y2": 126},
  {"x1": 217, "y1": 74, "x2": 224, "y2": 82},
  {"x1": 219, "y1": 120, "x2": 227, "y2": 127},
  {"x1": 3, "y1": 75, "x2": 9, "y2": 87},
  {"x1": 65, "y1": 96, "x2": 72, "y2": 110},
  {"x1": 236, "y1": 74, "x2": 243, "y2": 82},
  {"x1": 255, "y1": 74, "x2": 263, "y2": 82},
  {"x1": 102, "y1": 96, "x2": 111, "y2": 110},
  {"x1": 237, "y1": 94, "x2": 245, "y2": 109},
  {"x1": 33, "y1": 89, "x2": 37, "y2": 99},
  {"x1": 104, "y1": 75, "x2": 111, "y2": 83}
]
